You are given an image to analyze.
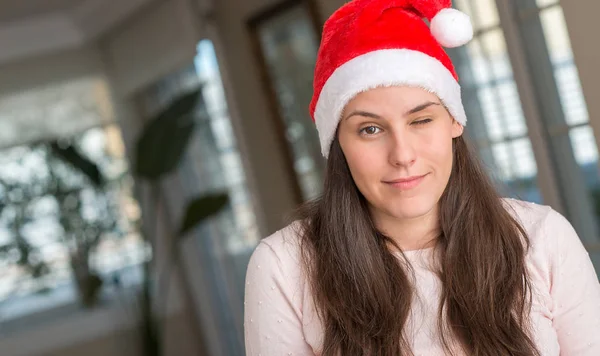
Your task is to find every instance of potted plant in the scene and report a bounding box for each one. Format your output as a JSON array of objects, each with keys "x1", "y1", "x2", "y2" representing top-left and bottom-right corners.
[{"x1": 133, "y1": 88, "x2": 228, "y2": 356}]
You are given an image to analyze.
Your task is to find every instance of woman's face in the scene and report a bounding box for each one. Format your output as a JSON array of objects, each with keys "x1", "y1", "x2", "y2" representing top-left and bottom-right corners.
[{"x1": 338, "y1": 86, "x2": 463, "y2": 222}]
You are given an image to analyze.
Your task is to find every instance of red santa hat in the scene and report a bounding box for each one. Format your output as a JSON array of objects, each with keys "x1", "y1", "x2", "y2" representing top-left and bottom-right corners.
[{"x1": 309, "y1": 0, "x2": 473, "y2": 157}]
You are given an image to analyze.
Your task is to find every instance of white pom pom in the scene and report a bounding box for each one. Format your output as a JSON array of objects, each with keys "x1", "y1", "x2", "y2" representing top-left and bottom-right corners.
[{"x1": 430, "y1": 8, "x2": 473, "y2": 48}]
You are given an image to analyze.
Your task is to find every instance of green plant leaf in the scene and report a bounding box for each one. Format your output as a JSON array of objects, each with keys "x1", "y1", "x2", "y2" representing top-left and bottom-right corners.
[
  {"x1": 134, "y1": 89, "x2": 203, "y2": 180},
  {"x1": 179, "y1": 193, "x2": 229, "y2": 236},
  {"x1": 50, "y1": 142, "x2": 104, "y2": 187},
  {"x1": 0, "y1": 243, "x2": 12, "y2": 253}
]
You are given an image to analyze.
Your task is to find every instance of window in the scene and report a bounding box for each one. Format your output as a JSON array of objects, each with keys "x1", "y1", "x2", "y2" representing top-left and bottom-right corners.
[
  {"x1": 451, "y1": 0, "x2": 542, "y2": 202},
  {"x1": 450, "y1": 0, "x2": 600, "y2": 273},
  {"x1": 0, "y1": 124, "x2": 145, "y2": 324},
  {"x1": 536, "y1": 4, "x2": 600, "y2": 216},
  {"x1": 137, "y1": 39, "x2": 260, "y2": 355},
  {"x1": 510, "y1": 0, "x2": 600, "y2": 261},
  {"x1": 0, "y1": 77, "x2": 114, "y2": 150},
  {"x1": 249, "y1": 0, "x2": 324, "y2": 201}
]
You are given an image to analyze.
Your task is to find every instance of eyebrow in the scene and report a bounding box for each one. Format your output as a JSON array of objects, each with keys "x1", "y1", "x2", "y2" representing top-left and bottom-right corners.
[
  {"x1": 344, "y1": 101, "x2": 441, "y2": 121},
  {"x1": 407, "y1": 101, "x2": 441, "y2": 115}
]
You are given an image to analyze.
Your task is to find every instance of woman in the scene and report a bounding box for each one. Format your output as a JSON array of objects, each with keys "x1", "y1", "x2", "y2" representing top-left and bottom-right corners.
[{"x1": 244, "y1": 0, "x2": 600, "y2": 355}]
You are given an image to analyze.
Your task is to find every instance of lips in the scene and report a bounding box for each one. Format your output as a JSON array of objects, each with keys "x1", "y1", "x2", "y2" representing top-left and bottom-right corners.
[{"x1": 383, "y1": 174, "x2": 428, "y2": 190}]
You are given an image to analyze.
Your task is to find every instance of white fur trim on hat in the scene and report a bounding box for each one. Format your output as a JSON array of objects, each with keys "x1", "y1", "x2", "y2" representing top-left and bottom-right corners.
[{"x1": 313, "y1": 49, "x2": 466, "y2": 158}]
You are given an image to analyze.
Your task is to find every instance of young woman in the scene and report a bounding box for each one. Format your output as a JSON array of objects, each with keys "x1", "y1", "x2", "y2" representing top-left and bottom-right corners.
[{"x1": 244, "y1": 0, "x2": 600, "y2": 355}]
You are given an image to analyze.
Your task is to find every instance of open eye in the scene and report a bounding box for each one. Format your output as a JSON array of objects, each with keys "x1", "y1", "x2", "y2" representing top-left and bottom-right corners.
[{"x1": 359, "y1": 126, "x2": 382, "y2": 136}]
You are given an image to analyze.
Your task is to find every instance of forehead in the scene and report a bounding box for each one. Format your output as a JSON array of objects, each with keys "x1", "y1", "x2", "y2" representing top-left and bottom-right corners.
[{"x1": 346, "y1": 86, "x2": 441, "y2": 109}]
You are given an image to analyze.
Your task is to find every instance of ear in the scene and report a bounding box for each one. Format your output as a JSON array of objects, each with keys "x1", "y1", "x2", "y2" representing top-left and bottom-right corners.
[{"x1": 451, "y1": 119, "x2": 464, "y2": 138}]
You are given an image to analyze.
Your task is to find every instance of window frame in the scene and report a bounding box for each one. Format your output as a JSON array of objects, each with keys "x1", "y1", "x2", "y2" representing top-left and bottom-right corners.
[
  {"x1": 494, "y1": 0, "x2": 600, "y2": 252},
  {"x1": 246, "y1": 0, "x2": 325, "y2": 202}
]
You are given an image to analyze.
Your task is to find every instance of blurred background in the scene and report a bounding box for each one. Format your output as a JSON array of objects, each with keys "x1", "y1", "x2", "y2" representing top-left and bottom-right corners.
[{"x1": 0, "y1": 0, "x2": 597, "y2": 355}]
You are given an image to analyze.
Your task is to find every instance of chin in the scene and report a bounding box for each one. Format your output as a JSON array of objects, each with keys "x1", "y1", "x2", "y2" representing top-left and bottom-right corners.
[{"x1": 385, "y1": 196, "x2": 437, "y2": 220}]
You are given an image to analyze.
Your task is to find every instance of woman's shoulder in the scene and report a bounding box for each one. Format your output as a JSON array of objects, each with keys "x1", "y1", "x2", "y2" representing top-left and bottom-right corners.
[
  {"x1": 501, "y1": 197, "x2": 553, "y2": 226},
  {"x1": 246, "y1": 220, "x2": 306, "y2": 281},
  {"x1": 501, "y1": 197, "x2": 572, "y2": 238},
  {"x1": 256, "y1": 220, "x2": 304, "y2": 259},
  {"x1": 501, "y1": 197, "x2": 582, "y2": 265}
]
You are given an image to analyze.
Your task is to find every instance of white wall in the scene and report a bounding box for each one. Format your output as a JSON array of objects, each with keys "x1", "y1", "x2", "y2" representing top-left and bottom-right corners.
[
  {"x1": 101, "y1": 0, "x2": 199, "y2": 96},
  {"x1": 0, "y1": 45, "x2": 104, "y2": 97}
]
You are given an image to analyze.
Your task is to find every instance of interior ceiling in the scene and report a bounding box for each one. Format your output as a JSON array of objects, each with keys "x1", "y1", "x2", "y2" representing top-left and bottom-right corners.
[
  {"x1": 0, "y1": 0, "x2": 83, "y2": 23},
  {"x1": 0, "y1": 0, "x2": 150, "y2": 148},
  {"x1": 0, "y1": 0, "x2": 153, "y2": 66}
]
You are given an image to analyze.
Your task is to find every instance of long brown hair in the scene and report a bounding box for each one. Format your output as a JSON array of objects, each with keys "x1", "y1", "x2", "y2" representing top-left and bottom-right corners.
[{"x1": 294, "y1": 134, "x2": 540, "y2": 355}]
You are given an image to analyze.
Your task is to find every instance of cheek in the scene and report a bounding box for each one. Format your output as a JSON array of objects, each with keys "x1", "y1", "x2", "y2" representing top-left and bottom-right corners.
[
  {"x1": 422, "y1": 132, "x2": 454, "y2": 175},
  {"x1": 345, "y1": 146, "x2": 375, "y2": 175},
  {"x1": 343, "y1": 143, "x2": 385, "y2": 188}
]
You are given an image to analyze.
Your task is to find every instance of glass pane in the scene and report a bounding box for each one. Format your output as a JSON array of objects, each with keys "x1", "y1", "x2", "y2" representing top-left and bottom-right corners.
[
  {"x1": 210, "y1": 116, "x2": 236, "y2": 151},
  {"x1": 536, "y1": 0, "x2": 559, "y2": 8},
  {"x1": 569, "y1": 126, "x2": 599, "y2": 167},
  {"x1": 472, "y1": 30, "x2": 531, "y2": 142},
  {"x1": 491, "y1": 142, "x2": 512, "y2": 181},
  {"x1": 450, "y1": 14, "x2": 542, "y2": 201},
  {"x1": 477, "y1": 29, "x2": 540, "y2": 199},
  {"x1": 466, "y1": 29, "x2": 512, "y2": 86},
  {"x1": 540, "y1": 7, "x2": 589, "y2": 126},
  {"x1": 455, "y1": 0, "x2": 499, "y2": 30},
  {"x1": 454, "y1": 0, "x2": 475, "y2": 21},
  {"x1": 255, "y1": 4, "x2": 324, "y2": 200},
  {"x1": 196, "y1": 39, "x2": 261, "y2": 250},
  {"x1": 221, "y1": 151, "x2": 245, "y2": 186},
  {"x1": 477, "y1": 86, "x2": 505, "y2": 141},
  {"x1": 511, "y1": 138, "x2": 538, "y2": 178},
  {"x1": 498, "y1": 82, "x2": 528, "y2": 137},
  {"x1": 491, "y1": 139, "x2": 541, "y2": 202},
  {"x1": 477, "y1": 82, "x2": 527, "y2": 141},
  {"x1": 0, "y1": 77, "x2": 114, "y2": 149},
  {"x1": 0, "y1": 125, "x2": 145, "y2": 322},
  {"x1": 480, "y1": 30, "x2": 511, "y2": 79},
  {"x1": 466, "y1": 39, "x2": 492, "y2": 85},
  {"x1": 539, "y1": 7, "x2": 572, "y2": 62},
  {"x1": 491, "y1": 139, "x2": 537, "y2": 180},
  {"x1": 554, "y1": 65, "x2": 588, "y2": 126},
  {"x1": 468, "y1": 0, "x2": 500, "y2": 29}
]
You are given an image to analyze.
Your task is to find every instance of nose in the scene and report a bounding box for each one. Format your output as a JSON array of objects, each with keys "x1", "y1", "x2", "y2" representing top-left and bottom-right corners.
[{"x1": 388, "y1": 131, "x2": 416, "y2": 168}]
